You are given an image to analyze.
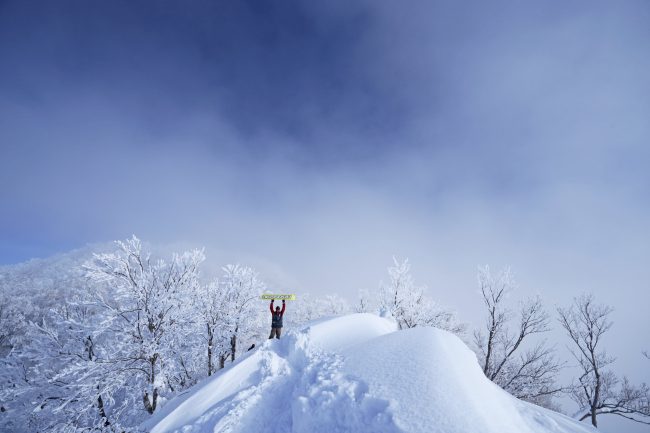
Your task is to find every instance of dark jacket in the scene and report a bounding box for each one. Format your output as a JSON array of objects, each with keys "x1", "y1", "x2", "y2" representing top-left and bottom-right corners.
[{"x1": 270, "y1": 301, "x2": 286, "y2": 328}]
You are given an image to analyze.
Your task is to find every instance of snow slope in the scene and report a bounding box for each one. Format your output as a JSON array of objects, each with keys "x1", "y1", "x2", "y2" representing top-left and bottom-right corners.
[{"x1": 143, "y1": 313, "x2": 596, "y2": 433}]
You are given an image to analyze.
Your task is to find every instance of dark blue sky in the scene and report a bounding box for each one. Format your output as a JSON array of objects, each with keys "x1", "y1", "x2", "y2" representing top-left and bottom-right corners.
[
  {"x1": 2, "y1": 0, "x2": 403, "y2": 155},
  {"x1": 1, "y1": 0, "x2": 649, "y2": 271},
  {"x1": 1, "y1": 4, "x2": 649, "y2": 428}
]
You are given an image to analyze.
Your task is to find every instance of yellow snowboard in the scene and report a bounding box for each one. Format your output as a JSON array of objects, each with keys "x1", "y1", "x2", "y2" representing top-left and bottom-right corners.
[{"x1": 261, "y1": 294, "x2": 296, "y2": 301}]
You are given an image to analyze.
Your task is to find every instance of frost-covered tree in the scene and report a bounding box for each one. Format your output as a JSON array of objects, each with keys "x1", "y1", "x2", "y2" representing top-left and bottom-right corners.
[
  {"x1": 288, "y1": 293, "x2": 318, "y2": 326},
  {"x1": 285, "y1": 293, "x2": 351, "y2": 327},
  {"x1": 0, "y1": 296, "x2": 16, "y2": 349},
  {"x1": 318, "y1": 294, "x2": 351, "y2": 316},
  {"x1": 0, "y1": 293, "x2": 36, "y2": 432},
  {"x1": 1, "y1": 285, "x2": 124, "y2": 433},
  {"x1": 558, "y1": 294, "x2": 650, "y2": 427},
  {"x1": 84, "y1": 236, "x2": 204, "y2": 416},
  {"x1": 379, "y1": 258, "x2": 464, "y2": 334},
  {"x1": 0, "y1": 291, "x2": 31, "y2": 354},
  {"x1": 192, "y1": 279, "x2": 229, "y2": 376},
  {"x1": 218, "y1": 264, "x2": 265, "y2": 364},
  {"x1": 355, "y1": 289, "x2": 372, "y2": 313},
  {"x1": 473, "y1": 266, "x2": 562, "y2": 408},
  {"x1": 0, "y1": 239, "x2": 279, "y2": 432},
  {"x1": 2, "y1": 237, "x2": 204, "y2": 431},
  {"x1": 28, "y1": 298, "x2": 114, "y2": 431}
]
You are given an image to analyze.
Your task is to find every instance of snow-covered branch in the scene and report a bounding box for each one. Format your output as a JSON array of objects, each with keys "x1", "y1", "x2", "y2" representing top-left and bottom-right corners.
[
  {"x1": 473, "y1": 266, "x2": 562, "y2": 408},
  {"x1": 558, "y1": 294, "x2": 650, "y2": 427}
]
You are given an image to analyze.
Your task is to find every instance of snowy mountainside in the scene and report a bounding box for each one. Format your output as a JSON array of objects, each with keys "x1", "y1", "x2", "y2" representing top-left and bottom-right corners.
[
  {"x1": 144, "y1": 314, "x2": 596, "y2": 433},
  {"x1": 0, "y1": 243, "x2": 109, "y2": 295},
  {"x1": 0, "y1": 244, "x2": 109, "y2": 320}
]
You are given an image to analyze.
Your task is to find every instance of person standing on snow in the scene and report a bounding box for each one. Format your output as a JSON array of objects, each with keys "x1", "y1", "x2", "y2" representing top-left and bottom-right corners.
[{"x1": 268, "y1": 299, "x2": 286, "y2": 339}]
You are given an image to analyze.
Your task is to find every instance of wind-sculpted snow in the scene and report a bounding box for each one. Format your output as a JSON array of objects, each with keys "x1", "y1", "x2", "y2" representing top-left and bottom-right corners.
[{"x1": 144, "y1": 314, "x2": 596, "y2": 433}]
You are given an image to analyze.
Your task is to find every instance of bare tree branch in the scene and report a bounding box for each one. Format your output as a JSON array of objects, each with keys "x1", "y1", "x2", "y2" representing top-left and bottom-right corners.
[
  {"x1": 557, "y1": 294, "x2": 650, "y2": 427},
  {"x1": 474, "y1": 266, "x2": 561, "y2": 408}
]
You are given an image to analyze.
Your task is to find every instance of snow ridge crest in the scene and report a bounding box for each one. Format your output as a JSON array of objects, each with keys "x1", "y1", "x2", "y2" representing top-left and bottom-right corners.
[
  {"x1": 146, "y1": 314, "x2": 596, "y2": 433},
  {"x1": 147, "y1": 316, "x2": 401, "y2": 433}
]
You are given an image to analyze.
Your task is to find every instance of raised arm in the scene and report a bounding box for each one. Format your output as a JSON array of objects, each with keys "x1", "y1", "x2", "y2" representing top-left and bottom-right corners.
[
  {"x1": 270, "y1": 300, "x2": 274, "y2": 314},
  {"x1": 280, "y1": 300, "x2": 286, "y2": 315}
]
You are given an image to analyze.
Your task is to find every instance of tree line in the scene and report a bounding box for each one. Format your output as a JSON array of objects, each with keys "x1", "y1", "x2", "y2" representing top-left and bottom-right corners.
[
  {"x1": 0, "y1": 236, "x2": 349, "y2": 432},
  {"x1": 0, "y1": 237, "x2": 648, "y2": 432},
  {"x1": 359, "y1": 258, "x2": 649, "y2": 428}
]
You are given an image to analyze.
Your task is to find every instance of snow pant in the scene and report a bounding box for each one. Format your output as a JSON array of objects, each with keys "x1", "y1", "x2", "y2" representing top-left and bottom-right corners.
[{"x1": 268, "y1": 328, "x2": 282, "y2": 339}]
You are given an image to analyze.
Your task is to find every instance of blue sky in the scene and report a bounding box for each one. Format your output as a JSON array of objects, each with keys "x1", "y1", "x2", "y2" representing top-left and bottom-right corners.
[
  {"x1": 2, "y1": 0, "x2": 647, "y2": 257},
  {"x1": 1, "y1": 2, "x2": 649, "y2": 429}
]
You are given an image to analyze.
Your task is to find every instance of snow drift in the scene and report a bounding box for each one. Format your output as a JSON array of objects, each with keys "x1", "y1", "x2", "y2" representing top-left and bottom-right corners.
[{"x1": 143, "y1": 313, "x2": 596, "y2": 433}]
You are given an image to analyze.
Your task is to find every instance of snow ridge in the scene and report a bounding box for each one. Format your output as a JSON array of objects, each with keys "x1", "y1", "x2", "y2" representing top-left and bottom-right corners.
[
  {"x1": 289, "y1": 334, "x2": 398, "y2": 433},
  {"x1": 145, "y1": 314, "x2": 400, "y2": 433},
  {"x1": 145, "y1": 314, "x2": 596, "y2": 433}
]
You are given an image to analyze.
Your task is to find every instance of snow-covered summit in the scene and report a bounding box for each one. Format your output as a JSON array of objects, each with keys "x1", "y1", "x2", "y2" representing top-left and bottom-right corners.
[{"x1": 144, "y1": 313, "x2": 595, "y2": 433}]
